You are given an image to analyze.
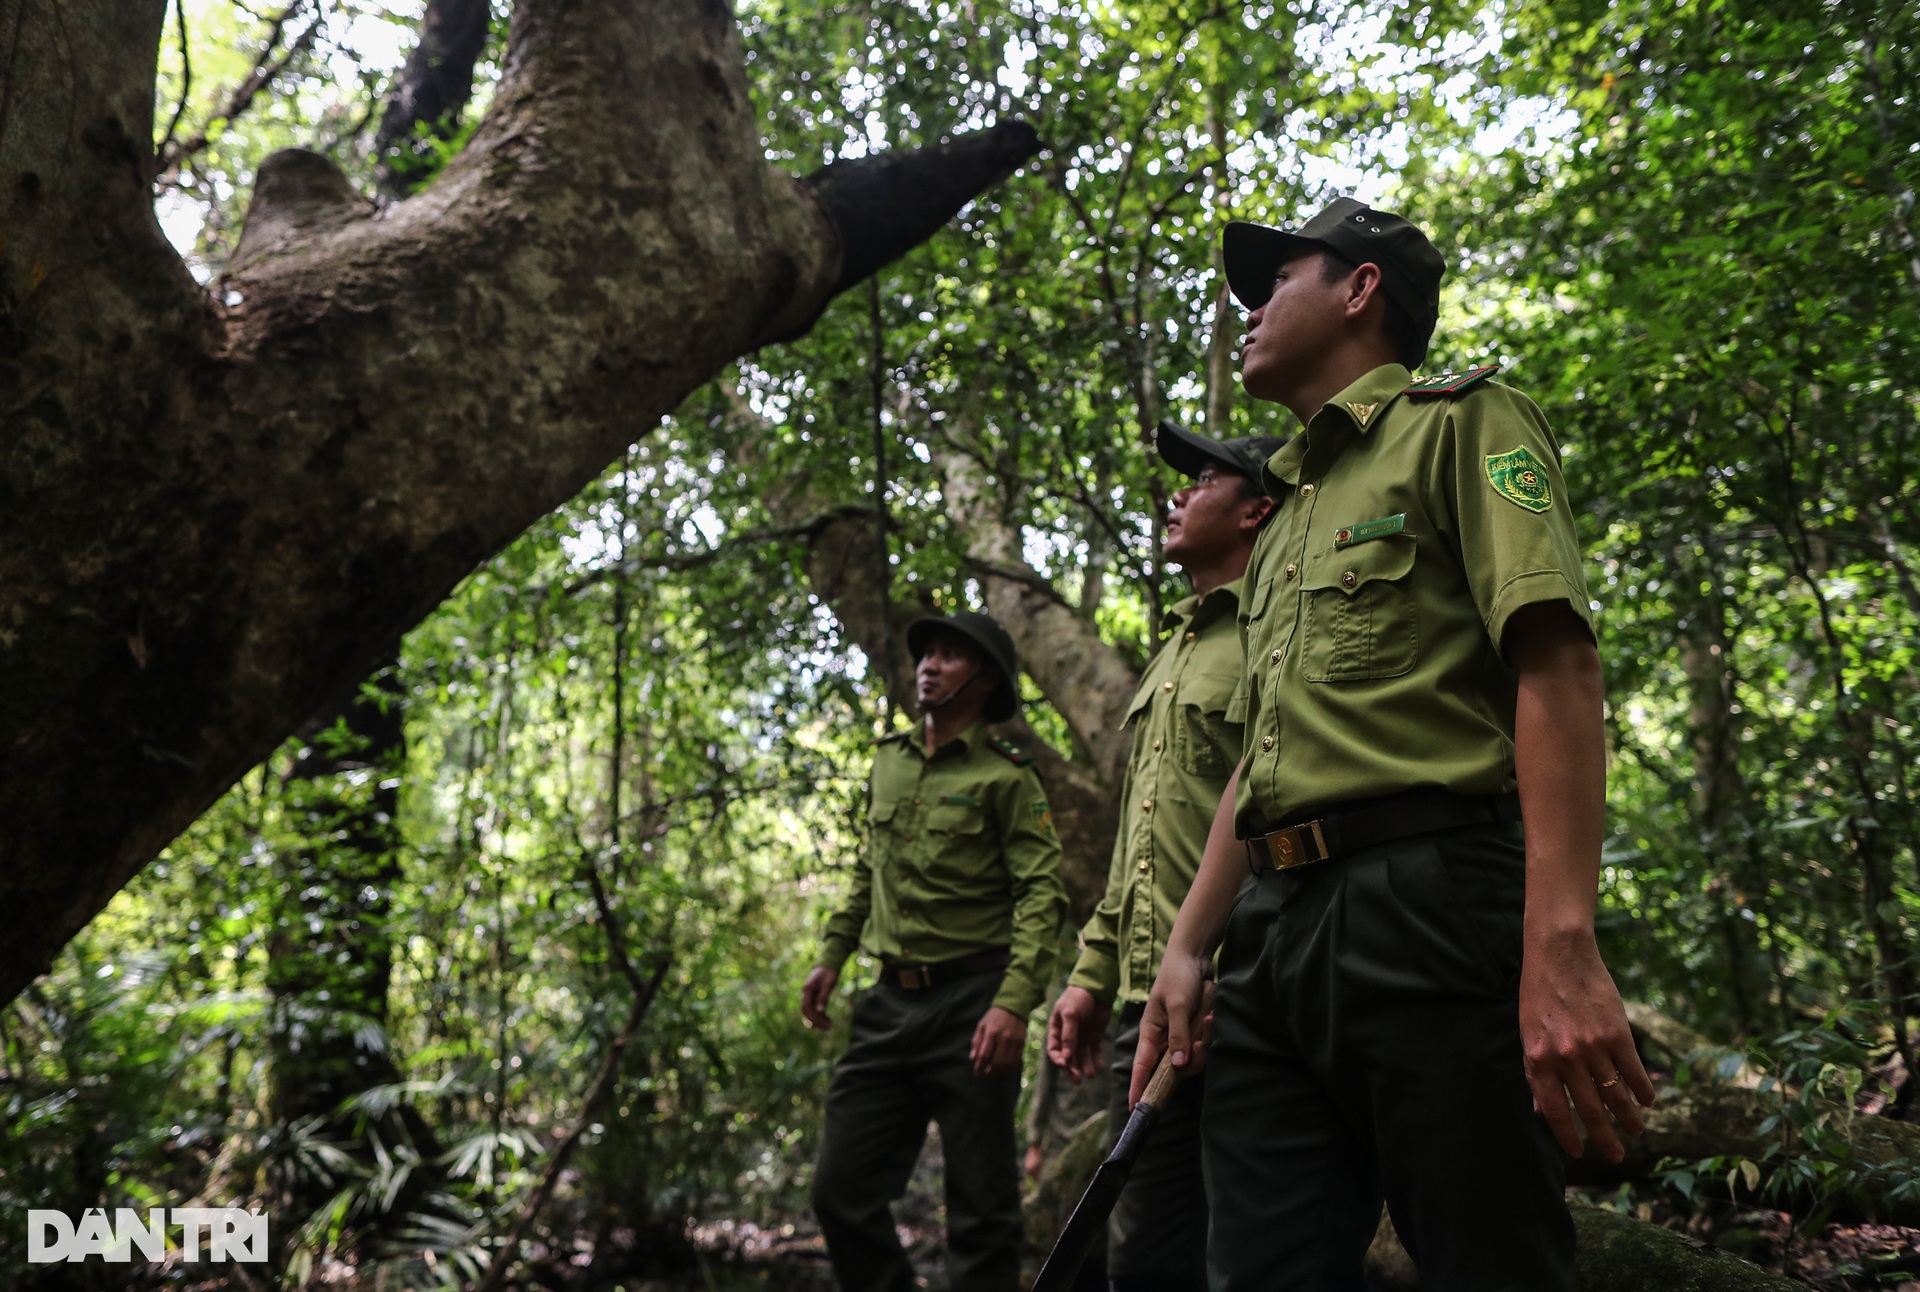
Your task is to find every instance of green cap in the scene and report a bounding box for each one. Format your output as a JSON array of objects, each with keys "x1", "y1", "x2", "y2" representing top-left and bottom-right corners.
[
  {"x1": 1222, "y1": 196, "x2": 1445, "y2": 367},
  {"x1": 907, "y1": 611, "x2": 1021, "y2": 722},
  {"x1": 1155, "y1": 420, "x2": 1287, "y2": 494}
]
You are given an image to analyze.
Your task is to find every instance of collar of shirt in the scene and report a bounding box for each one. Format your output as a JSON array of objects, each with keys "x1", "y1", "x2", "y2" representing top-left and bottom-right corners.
[
  {"x1": 898, "y1": 716, "x2": 992, "y2": 762},
  {"x1": 1165, "y1": 576, "x2": 1246, "y2": 635},
  {"x1": 1264, "y1": 363, "x2": 1413, "y2": 493}
]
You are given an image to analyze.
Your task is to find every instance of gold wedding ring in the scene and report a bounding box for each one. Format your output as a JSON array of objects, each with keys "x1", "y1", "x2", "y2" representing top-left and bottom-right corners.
[{"x1": 1596, "y1": 1073, "x2": 1622, "y2": 1090}]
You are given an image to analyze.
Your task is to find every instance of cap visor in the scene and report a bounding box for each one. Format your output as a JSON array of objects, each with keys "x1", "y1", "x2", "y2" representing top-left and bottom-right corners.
[
  {"x1": 1223, "y1": 221, "x2": 1324, "y2": 310},
  {"x1": 1156, "y1": 420, "x2": 1243, "y2": 480}
]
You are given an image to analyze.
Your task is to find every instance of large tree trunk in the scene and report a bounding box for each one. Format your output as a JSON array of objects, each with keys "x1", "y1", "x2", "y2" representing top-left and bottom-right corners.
[
  {"x1": 265, "y1": 665, "x2": 443, "y2": 1238},
  {"x1": 0, "y1": 0, "x2": 1037, "y2": 1004}
]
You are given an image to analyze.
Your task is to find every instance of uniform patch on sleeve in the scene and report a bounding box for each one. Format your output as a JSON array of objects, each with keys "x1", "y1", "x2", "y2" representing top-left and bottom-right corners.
[
  {"x1": 1031, "y1": 800, "x2": 1055, "y2": 836},
  {"x1": 1485, "y1": 446, "x2": 1554, "y2": 513},
  {"x1": 988, "y1": 737, "x2": 1036, "y2": 766}
]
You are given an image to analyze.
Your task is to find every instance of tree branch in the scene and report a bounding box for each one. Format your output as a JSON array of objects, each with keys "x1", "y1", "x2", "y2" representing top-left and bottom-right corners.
[
  {"x1": 156, "y1": 0, "x2": 192, "y2": 165},
  {"x1": 154, "y1": 2, "x2": 315, "y2": 177},
  {"x1": 0, "y1": 0, "x2": 1041, "y2": 1003},
  {"x1": 564, "y1": 506, "x2": 877, "y2": 595}
]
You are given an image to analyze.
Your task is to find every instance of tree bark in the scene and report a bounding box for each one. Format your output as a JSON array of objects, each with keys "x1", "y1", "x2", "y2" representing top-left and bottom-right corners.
[{"x1": 0, "y1": 0, "x2": 1037, "y2": 1004}]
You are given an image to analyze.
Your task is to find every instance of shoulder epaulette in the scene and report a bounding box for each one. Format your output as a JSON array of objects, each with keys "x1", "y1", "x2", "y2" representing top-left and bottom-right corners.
[
  {"x1": 988, "y1": 736, "x2": 1035, "y2": 767},
  {"x1": 1404, "y1": 364, "x2": 1501, "y2": 397}
]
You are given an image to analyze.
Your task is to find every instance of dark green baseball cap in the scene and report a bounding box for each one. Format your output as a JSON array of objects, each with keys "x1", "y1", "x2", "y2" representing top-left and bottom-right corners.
[
  {"x1": 1222, "y1": 196, "x2": 1445, "y2": 367},
  {"x1": 907, "y1": 611, "x2": 1020, "y2": 722},
  {"x1": 1155, "y1": 420, "x2": 1287, "y2": 493}
]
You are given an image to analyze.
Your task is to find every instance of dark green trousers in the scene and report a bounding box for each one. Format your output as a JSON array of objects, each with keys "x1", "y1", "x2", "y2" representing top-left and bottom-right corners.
[
  {"x1": 1202, "y1": 822, "x2": 1574, "y2": 1292},
  {"x1": 1105, "y1": 1004, "x2": 1209, "y2": 1292},
  {"x1": 812, "y1": 970, "x2": 1021, "y2": 1292}
]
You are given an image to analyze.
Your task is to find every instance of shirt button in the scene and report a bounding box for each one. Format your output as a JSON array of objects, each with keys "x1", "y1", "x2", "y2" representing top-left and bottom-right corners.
[
  {"x1": 1270, "y1": 649, "x2": 1281, "y2": 664},
  {"x1": 913, "y1": 796, "x2": 922, "y2": 804},
  {"x1": 1152, "y1": 739, "x2": 1162, "y2": 752},
  {"x1": 1163, "y1": 681, "x2": 1174, "y2": 691},
  {"x1": 1184, "y1": 631, "x2": 1196, "y2": 641},
  {"x1": 1141, "y1": 800, "x2": 1154, "y2": 812},
  {"x1": 1261, "y1": 735, "x2": 1275, "y2": 751},
  {"x1": 1138, "y1": 860, "x2": 1150, "y2": 873},
  {"x1": 1284, "y1": 563, "x2": 1298, "y2": 580},
  {"x1": 1300, "y1": 483, "x2": 1316, "y2": 497},
  {"x1": 1341, "y1": 571, "x2": 1357, "y2": 589}
]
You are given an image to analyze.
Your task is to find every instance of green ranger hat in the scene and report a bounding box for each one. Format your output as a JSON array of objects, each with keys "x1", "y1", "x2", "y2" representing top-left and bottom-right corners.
[
  {"x1": 1155, "y1": 420, "x2": 1287, "y2": 495},
  {"x1": 1222, "y1": 196, "x2": 1445, "y2": 367},
  {"x1": 906, "y1": 611, "x2": 1021, "y2": 722}
]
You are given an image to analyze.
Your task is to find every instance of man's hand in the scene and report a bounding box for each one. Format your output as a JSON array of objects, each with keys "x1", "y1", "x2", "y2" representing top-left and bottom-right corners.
[
  {"x1": 1521, "y1": 929, "x2": 1655, "y2": 1160},
  {"x1": 1024, "y1": 1143, "x2": 1045, "y2": 1181},
  {"x1": 1045, "y1": 986, "x2": 1112, "y2": 1083},
  {"x1": 1130, "y1": 951, "x2": 1212, "y2": 1106},
  {"x1": 971, "y1": 1005, "x2": 1028, "y2": 1077},
  {"x1": 800, "y1": 965, "x2": 839, "y2": 1030}
]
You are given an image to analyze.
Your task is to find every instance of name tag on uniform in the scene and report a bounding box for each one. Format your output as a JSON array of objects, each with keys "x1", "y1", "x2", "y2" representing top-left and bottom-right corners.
[
  {"x1": 1332, "y1": 513, "x2": 1406, "y2": 549},
  {"x1": 939, "y1": 793, "x2": 978, "y2": 807}
]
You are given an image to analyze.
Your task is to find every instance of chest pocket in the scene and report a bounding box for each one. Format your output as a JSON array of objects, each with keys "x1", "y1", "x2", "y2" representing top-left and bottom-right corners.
[
  {"x1": 1174, "y1": 664, "x2": 1238, "y2": 777},
  {"x1": 1300, "y1": 535, "x2": 1419, "y2": 682},
  {"x1": 925, "y1": 802, "x2": 987, "y2": 837}
]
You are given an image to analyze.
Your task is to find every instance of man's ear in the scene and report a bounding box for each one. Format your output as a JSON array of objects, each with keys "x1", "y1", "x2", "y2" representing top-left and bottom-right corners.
[
  {"x1": 1345, "y1": 262, "x2": 1385, "y2": 320},
  {"x1": 1241, "y1": 496, "x2": 1275, "y2": 531}
]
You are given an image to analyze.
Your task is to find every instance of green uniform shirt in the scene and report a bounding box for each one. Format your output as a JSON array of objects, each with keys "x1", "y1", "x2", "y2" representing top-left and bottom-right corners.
[
  {"x1": 818, "y1": 720, "x2": 1068, "y2": 1017},
  {"x1": 1233, "y1": 363, "x2": 1593, "y2": 833},
  {"x1": 1068, "y1": 580, "x2": 1246, "y2": 1006}
]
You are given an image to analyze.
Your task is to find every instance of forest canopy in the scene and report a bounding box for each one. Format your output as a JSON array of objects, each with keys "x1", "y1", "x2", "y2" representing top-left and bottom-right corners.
[{"x1": 2, "y1": 0, "x2": 1917, "y2": 1287}]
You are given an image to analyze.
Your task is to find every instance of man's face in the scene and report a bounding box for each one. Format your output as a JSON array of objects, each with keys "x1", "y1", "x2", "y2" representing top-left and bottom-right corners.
[
  {"x1": 1166, "y1": 464, "x2": 1263, "y2": 565},
  {"x1": 915, "y1": 631, "x2": 994, "y2": 710},
  {"x1": 1238, "y1": 250, "x2": 1354, "y2": 402}
]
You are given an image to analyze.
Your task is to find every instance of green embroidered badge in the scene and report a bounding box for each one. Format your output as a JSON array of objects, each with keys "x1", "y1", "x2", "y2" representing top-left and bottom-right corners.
[
  {"x1": 1333, "y1": 513, "x2": 1406, "y2": 549},
  {"x1": 1485, "y1": 447, "x2": 1553, "y2": 513},
  {"x1": 1031, "y1": 800, "x2": 1055, "y2": 836}
]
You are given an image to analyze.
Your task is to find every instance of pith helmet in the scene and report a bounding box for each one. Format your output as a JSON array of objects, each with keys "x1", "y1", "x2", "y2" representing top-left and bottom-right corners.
[{"x1": 906, "y1": 611, "x2": 1020, "y2": 722}]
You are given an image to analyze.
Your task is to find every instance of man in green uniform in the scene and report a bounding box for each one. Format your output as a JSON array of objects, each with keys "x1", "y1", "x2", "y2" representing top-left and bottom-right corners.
[
  {"x1": 1133, "y1": 198, "x2": 1656, "y2": 1291},
  {"x1": 1044, "y1": 423, "x2": 1278, "y2": 1292},
  {"x1": 803, "y1": 610, "x2": 1068, "y2": 1292}
]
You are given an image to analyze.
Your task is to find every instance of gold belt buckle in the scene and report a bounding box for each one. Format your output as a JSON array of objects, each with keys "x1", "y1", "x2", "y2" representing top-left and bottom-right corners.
[
  {"x1": 897, "y1": 965, "x2": 933, "y2": 989},
  {"x1": 1263, "y1": 820, "x2": 1330, "y2": 871}
]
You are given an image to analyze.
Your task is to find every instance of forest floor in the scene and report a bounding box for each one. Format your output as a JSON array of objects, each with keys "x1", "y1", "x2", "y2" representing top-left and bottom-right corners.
[
  {"x1": 1592, "y1": 1191, "x2": 1920, "y2": 1292},
  {"x1": 135, "y1": 1141, "x2": 1920, "y2": 1290}
]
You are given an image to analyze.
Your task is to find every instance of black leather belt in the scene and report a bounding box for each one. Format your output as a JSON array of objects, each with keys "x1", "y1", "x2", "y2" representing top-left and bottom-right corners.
[
  {"x1": 1246, "y1": 790, "x2": 1521, "y2": 875},
  {"x1": 881, "y1": 949, "x2": 1010, "y2": 990}
]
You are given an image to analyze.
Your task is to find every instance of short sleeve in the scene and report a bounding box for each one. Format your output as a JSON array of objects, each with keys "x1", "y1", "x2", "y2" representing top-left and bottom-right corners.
[{"x1": 1442, "y1": 386, "x2": 1594, "y2": 655}]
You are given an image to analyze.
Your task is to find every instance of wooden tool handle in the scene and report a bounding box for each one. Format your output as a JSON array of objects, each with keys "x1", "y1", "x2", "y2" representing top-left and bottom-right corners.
[{"x1": 1140, "y1": 1048, "x2": 1180, "y2": 1108}]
